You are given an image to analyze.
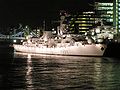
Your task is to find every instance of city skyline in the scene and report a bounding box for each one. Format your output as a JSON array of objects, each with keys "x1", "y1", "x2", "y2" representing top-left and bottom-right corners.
[{"x1": 0, "y1": 0, "x2": 93, "y2": 27}]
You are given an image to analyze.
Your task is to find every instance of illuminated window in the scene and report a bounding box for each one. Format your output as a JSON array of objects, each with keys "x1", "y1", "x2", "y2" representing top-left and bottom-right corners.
[
  {"x1": 81, "y1": 18, "x2": 86, "y2": 20},
  {"x1": 79, "y1": 27, "x2": 89, "y2": 29},
  {"x1": 71, "y1": 18, "x2": 74, "y2": 20},
  {"x1": 83, "y1": 11, "x2": 94, "y2": 14},
  {"x1": 90, "y1": 18, "x2": 94, "y2": 20},
  {"x1": 101, "y1": 15, "x2": 112, "y2": 17},
  {"x1": 75, "y1": 21, "x2": 81, "y2": 23},
  {"x1": 79, "y1": 31, "x2": 86, "y2": 33},
  {"x1": 98, "y1": 7, "x2": 113, "y2": 10},
  {"x1": 79, "y1": 24, "x2": 92, "y2": 26},
  {"x1": 106, "y1": 19, "x2": 113, "y2": 22},
  {"x1": 82, "y1": 24, "x2": 86, "y2": 26},
  {"x1": 71, "y1": 24, "x2": 74, "y2": 27},
  {"x1": 69, "y1": 28, "x2": 73, "y2": 30},
  {"x1": 83, "y1": 15, "x2": 91, "y2": 17},
  {"x1": 107, "y1": 11, "x2": 113, "y2": 14},
  {"x1": 98, "y1": 3, "x2": 113, "y2": 6},
  {"x1": 77, "y1": 18, "x2": 81, "y2": 20},
  {"x1": 81, "y1": 21, "x2": 86, "y2": 23},
  {"x1": 110, "y1": 15, "x2": 113, "y2": 18},
  {"x1": 110, "y1": 19, "x2": 113, "y2": 22}
]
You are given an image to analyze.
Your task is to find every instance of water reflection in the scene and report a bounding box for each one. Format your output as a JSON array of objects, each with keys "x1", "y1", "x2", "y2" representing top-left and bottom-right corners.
[
  {"x1": 26, "y1": 54, "x2": 34, "y2": 89},
  {"x1": 9, "y1": 52, "x2": 120, "y2": 89},
  {"x1": 94, "y1": 58, "x2": 120, "y2": 89}
]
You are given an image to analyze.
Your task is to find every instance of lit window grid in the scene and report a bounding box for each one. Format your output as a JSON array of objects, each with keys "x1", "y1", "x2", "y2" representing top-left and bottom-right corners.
[
  {"x1": 79, "y1": 24, "x2": 92, "y2": 26},
  {"x1": 107, "y1": 11, "x2": 113, "y2": 14},
  {"x1": 106, "y1": 19, "x2": 113, "y2": 22},
  {"x1": 98, "y1": 7, "x2": 113, "y2": 10},
  {"x1": 79, "y1": 27, "x2": 89, "y2": 29},
  {"x1": 101, "y1": 15, "x2": 113, "y2": 17},
  {"x1": 118, "y1": 1, "x2": 120, "y2": 32},
  {"x1": 98, "y1": 3, "x2": 113, "y2": 6},
  {"x1": 67, "y1": 11, "x2": 96, "y2": 33},
  {"x1": 119, "y1": 25, "x2": 120, "y2": 28}
]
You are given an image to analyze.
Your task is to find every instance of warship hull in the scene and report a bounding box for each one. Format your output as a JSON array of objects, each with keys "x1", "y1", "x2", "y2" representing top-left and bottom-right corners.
[{"x1": 13, "y1": 44, "x2": 106, "y2": 56}]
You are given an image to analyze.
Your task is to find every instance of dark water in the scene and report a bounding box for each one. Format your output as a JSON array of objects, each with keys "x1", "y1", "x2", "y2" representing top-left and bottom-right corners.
[{"x1": 0, "y1": 51, "x2": 120, "y2": 90}]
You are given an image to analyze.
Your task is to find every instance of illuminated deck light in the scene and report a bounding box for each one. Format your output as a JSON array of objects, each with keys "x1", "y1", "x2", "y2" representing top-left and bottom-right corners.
[
  {"x1": 13, "y1": 40, "x2": 17, "y2": 43},
  {"x1": 27, "y1": 54, "x2": 31, "y2": 58}
]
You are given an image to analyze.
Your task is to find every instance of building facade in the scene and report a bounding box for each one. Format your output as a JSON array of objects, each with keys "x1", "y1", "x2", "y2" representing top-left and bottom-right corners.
[
  {"x1": 95, "y1": 0, "x2": 120, "y2": 33},
  {"x1": 113, "y1": 0, "x2": 120, "y2": 32},
  {"x1": 67, "y1": 11, "x2": 96, "y2": 34},
  {"x1": 59, "y1": 0, "x2": 120, "y2": 34},
  {"x1": 94, "y1": 2, "x2": 113, "y2": 25}
]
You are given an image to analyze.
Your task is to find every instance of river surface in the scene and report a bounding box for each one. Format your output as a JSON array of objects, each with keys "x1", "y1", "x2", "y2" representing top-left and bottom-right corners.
[{"x1": 0, "y1": 51, "x2": 120, "y2": 90}]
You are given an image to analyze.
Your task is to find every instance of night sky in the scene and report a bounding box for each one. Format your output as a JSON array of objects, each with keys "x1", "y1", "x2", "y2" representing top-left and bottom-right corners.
[{"x1": 0, "y1": 0, "x2": 93, "y2": 27}]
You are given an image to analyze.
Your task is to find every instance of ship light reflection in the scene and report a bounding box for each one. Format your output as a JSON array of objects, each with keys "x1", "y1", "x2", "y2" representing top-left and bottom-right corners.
[
  {"x1": 27, "y1": 54, "x2": 31, "y2": 58},
  {"x1": 26, "y1": 55, "x2": 34, "y2": 89}
]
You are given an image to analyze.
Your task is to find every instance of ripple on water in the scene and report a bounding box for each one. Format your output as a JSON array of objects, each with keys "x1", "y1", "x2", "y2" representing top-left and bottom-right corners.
[{"x1": 0, "y1": 53, "x2": 120, "y2": 90}]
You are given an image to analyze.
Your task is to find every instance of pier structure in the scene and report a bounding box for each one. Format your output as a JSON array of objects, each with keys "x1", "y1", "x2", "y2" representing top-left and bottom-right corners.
[{"x1": 0, "y1": 32, "x2": 26, "y2": 44}]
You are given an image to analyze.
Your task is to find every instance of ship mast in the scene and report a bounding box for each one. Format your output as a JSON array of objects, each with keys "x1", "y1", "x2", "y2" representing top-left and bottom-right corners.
[
  {"x1": 43, "y1": 20, "x2": 45, "y2": 31},
  {"x1": 57, "y1": 10, "x2": 67, "y2": 35}
]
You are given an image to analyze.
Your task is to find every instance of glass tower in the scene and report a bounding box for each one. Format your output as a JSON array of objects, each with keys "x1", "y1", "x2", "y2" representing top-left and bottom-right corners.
[
  {"x1": 68, "y1": 11, "x2": 95, "y2": 34},
  {"x1": 95, "y1": 0, "x2": 120, "y2": 33},
  {"x1": 95, "y1": 2, "x2": 113, "y2": 25},
  {"x1": 113, "y1": 0, "x2": 120, "y2": 32},
  {"x1": 64, "y1": 0, "x2": 120, "y2": 34}
]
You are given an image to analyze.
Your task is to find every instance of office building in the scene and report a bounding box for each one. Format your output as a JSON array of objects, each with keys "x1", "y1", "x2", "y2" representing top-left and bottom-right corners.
[
  {"x1": 67, "y1": 11, "x2": 95, "y2": 34},
  {"x1": 94, "y1": 2, "x2": 113, "y2": 25}
]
